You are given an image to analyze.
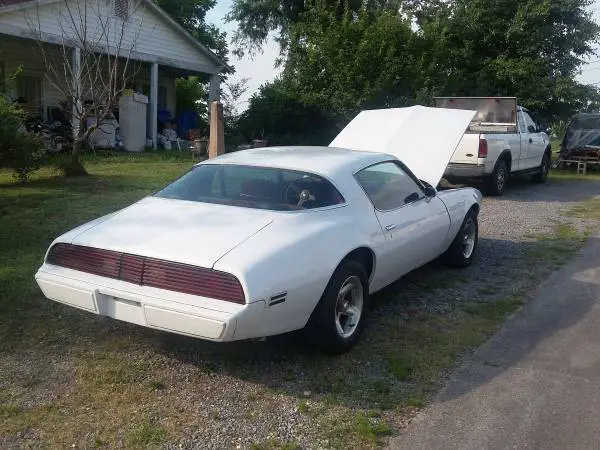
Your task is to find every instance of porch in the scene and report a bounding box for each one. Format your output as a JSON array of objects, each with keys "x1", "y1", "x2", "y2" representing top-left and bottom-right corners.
[{"x1": 0, "y1": 0, "x2": 228, "y2": 151}]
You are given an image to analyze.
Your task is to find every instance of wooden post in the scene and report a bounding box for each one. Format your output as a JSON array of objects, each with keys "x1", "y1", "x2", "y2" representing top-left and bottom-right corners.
[
  {"x1": 149, "y1": 62, "x2": 159, "y2": 149},
  {"x1": 208, "y1": 100, "x2": 224, "y2": 158}
]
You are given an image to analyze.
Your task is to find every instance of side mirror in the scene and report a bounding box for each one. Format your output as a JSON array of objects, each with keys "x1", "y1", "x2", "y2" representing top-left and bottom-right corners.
[
  {"x1": 424, "y1": 185, "x2": 437, "y2": 197},
  {"x1": 420, "y1": 180, "x2": 437, "y2": 197},
  {"x1": 527, "y1": 125, "x2": 536, "y2": 133}
]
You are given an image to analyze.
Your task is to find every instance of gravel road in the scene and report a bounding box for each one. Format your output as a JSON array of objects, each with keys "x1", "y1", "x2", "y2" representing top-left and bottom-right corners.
[{"x1": 1, "y1": 177, "x2": 599, "y2": 450}]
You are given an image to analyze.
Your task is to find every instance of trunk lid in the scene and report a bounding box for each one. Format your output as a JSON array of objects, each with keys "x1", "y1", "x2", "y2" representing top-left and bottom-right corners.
[
  {"x1": 70, "y1": 197, "x2": 274, "y2": 268},
  {"x1": 329, "y1": 105, "x2": 476, "y2": 187}
]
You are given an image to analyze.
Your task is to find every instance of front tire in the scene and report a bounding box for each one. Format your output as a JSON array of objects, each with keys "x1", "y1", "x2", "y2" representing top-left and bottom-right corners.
[
  {"x1": 486, "y1": 159, "x2": 508, "y2": 196},
  {"x1": 305, "y1": 260, "x2": 369, "y2": 354},
  {"x1": 443, "y1": 209, "x2": 479, "y2": 268},
  {"x1": 533, "y1": 152, "x2": 550, "y2": 183}
]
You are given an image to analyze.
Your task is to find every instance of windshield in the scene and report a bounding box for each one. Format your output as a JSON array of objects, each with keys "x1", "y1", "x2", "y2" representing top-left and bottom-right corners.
[{"x1": 154, "y1": 164, "x2": 345, "y2": 211}]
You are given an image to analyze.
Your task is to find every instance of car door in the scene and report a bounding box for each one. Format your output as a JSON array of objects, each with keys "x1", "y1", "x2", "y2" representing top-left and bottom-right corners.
[
  {"x1": 355, "y1": 161, "x2": 451, "y2": 288},
  {"x1": 520, "y1": 110, "x2": 547, "y2": 169}
]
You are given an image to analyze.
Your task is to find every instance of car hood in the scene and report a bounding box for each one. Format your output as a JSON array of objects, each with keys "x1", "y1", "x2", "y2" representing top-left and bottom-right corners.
[
  {"x1": 329, "y1": 105, "x2": 476, "y2": 187},
  {"x1": 67, "y1": 197, "x2": 274, "y2": 268}
]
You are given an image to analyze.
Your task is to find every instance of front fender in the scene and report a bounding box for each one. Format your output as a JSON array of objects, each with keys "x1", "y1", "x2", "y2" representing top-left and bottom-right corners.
[{"x1": 437, "y1": 187, "x2": 482, "y2": 248}]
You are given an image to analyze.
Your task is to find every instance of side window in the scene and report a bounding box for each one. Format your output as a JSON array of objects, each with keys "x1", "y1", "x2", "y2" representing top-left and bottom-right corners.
[
  {"x1": 523, "y1": 112, "x2": 537, "y2": 133},
  {"x1": 355, "y1": 161, "x2": 424, "y2": 211},
  {"x1": 518, "y1": 112, "x2": 527, "y2": 133}
]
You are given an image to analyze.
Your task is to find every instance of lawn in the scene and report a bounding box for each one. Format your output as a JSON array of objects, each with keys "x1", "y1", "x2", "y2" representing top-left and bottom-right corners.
[{"x1": 0, "y1": 154, "x2": 597, "y2": 449}]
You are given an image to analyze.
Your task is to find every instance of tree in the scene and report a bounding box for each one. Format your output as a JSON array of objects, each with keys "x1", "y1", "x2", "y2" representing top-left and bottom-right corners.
[
  {"x1": 417, "y1": 0, "x2": 600, "y2": 122},
  {"x1": 30, "y1": 0, "x2": 143, "y2": 175},
  {"x1": 237, "y1": 79, "x2": 339, "y2": 146},
  {"x1": 222, "y1": 77, "x2": 250, "y2": 121},
  {"x1": 283, "y1": 1, "x2": 419, "y2": 120}
]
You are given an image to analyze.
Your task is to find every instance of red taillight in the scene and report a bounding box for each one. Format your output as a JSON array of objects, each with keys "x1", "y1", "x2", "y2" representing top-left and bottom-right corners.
[
  {"x1": 46, "y1": 244, "x2": 245, "y2": 304},
  {"x1": 478, "y1": 139, "x2": 488, "y2": 158}
]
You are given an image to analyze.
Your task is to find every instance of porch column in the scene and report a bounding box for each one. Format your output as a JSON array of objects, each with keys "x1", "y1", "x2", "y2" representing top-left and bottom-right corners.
[
  {"x1": 150, "y1": 62, "x2": 158, "y2": 149},
  {"x1": 71, "y1": 47, "x2": 81, "y2": 140},
  {"x1": 209, "y1": 72, "x2": 220, "y2": 104}
]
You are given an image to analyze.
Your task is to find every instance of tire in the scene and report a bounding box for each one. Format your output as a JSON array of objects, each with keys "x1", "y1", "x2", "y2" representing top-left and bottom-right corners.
[
  {"x1": 486, "y1": 159, "x2": 508, "y2": 196},
  {"x1": 443, "y1": 209, "x2": 479, "y2": 268},
  {"x1": 533, "y1": 152, "x2": 550, "y2": 183},
  {"x1": 305, "y1": 260, "x2": 369, "y2": 354}
]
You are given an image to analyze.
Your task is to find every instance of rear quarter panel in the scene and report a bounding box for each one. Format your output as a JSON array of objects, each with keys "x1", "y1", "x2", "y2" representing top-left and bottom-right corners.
[
  {"x1": 484, "y1": 133, "x2": 521, "y2": 173},
  {"x1": 213, "y1": 205, "x2": 385, "y2": 337}
]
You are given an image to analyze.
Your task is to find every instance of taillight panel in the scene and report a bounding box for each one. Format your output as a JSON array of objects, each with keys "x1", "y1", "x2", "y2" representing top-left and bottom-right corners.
[
  {"x1": 46, "y1": 243, "x2": 245, "y2": 304},
  {"x1": 478, "y1": 139, "x2": 488, "y2": 158}
]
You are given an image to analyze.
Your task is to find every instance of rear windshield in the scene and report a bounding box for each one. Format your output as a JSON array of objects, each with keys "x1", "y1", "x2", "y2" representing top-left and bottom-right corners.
[{"x1": 154, "y1": 164, "x2": 345, "y2": 211}]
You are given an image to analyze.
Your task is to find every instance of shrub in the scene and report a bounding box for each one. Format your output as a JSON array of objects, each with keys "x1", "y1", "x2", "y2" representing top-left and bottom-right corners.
[{"x1": 0, "y1": 95, "x2": 45, "y2": 181}]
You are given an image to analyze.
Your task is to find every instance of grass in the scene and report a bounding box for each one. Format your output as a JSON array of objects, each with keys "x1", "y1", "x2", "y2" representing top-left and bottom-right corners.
[
  {"x1": 0, "y1": 154, "x2": 597, "y2": 449},
  {"x1": 527, "y1": 223, "x2": 589, "y2": 268},
  {"x1": 568, "y1": 197, "x2": 600, "y2": 221},
  {"x1": 125, "y1": 422, "x2": 169, "y2": 447}
]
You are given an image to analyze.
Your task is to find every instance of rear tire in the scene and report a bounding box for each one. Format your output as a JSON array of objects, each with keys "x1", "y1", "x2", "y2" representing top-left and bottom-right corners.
[
  {"x1": 533, "y1": 152, "x2": 550, "y2": 183},
  {"x1": 443, "y1": 209, "x2": 479, "y2": 268},
  {"x1": 486, "y1": 159, "x2": 508, "y2": 196},
  {"x1": 305, "y1": 260, "x2": 369, "y2": 354}
]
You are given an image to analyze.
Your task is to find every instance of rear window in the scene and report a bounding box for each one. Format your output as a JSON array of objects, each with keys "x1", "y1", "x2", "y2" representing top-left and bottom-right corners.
[{"x1": 154, "y1": 164, "x2": 345, "y2": 211}]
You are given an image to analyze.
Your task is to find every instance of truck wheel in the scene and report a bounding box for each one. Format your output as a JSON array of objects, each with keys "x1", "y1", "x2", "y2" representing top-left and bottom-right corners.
[
  {"x1": 305, "y1": 260, "x2": 369, "y2": 354},
  {"x1": 533, "y1": 152, "x2": 550, "y2": 183},
  {"x1": 486, "y1": 160, "x2": 508, "y2": 196},
  {"x1": 443, "y1": 209, "x2": 478, "y2": 268}
]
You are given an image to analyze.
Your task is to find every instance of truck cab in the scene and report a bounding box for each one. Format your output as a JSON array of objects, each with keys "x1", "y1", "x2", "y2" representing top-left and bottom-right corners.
[{"x1": 435, "y1": 97, "x2": 551, "y2": 195}]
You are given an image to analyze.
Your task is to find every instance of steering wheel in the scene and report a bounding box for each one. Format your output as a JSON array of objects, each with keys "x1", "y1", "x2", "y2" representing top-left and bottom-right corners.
[{"x1": 285, "y1": 179, "x2": 315, "y2": 208}]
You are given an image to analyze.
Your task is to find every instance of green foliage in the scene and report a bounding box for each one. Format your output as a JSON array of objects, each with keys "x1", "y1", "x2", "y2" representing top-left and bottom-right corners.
[
  {"x1": 175, "y1": 77, "x2": 208, "y2": 130},
  {"x1": 417, "y1": 0, "x2": 600, "y2": 122},
  {"x1": 233, "y1": 0, "x2": 600, "y2": 142},
  {"x1": 285, "y1": 1, "x2": 419, "y2": 119},
  {"x1": 237, "y1": 79, "x2": 339, "y2": 146},
  {"x1": 0, "y1": 95, "x2": 45, "y2": 181}
]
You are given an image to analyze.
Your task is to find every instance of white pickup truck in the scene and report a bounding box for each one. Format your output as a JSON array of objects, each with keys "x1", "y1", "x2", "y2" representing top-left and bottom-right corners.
[{"x1": 435, "y1": 97, "x2": 552, "y2": 195}]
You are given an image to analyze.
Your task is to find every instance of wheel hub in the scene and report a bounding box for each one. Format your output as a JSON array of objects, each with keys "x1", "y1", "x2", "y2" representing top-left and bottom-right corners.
[
  {"x1": 334, "y1": 276, "x2": 364, "y2": 339},
  {"x1": 461, "y1": 218, "x2": 476, "y2": 258}
]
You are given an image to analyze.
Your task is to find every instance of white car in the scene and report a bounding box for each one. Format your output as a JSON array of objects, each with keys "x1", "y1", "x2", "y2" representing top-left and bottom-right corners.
[{"x1": 35, "y1": 106, "x2": 481, "y2": 353}]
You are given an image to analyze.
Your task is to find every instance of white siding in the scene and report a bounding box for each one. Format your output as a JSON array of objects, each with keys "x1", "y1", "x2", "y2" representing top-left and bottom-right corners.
[{"x1": 0, "y1": 0, "x2": 218, "y2": 73}]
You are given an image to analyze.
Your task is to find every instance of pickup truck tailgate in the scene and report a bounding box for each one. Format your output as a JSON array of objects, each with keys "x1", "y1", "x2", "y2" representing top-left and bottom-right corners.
[{"x1": 451, "y1": 133, "x2": 481, "y2": 164}]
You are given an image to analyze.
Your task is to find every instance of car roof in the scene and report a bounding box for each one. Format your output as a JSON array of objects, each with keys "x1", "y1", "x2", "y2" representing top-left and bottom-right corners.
[{"x1": 200, "y1": 146, "x2": 392, "y2": 179}]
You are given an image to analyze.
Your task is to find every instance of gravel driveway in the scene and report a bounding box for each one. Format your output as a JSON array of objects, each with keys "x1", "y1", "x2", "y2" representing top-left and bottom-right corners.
[{"x1": 1, "y1": 178, "x2": 599, "y2": 450}]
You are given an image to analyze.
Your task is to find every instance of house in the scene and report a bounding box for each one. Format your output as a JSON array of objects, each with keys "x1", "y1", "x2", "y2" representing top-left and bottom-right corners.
[{"x1": 0, "y1": 0, "x2": 229, "y2": 148}]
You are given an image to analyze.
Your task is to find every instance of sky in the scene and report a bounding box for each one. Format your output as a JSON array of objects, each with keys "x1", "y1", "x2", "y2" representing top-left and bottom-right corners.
[{"x1": 206, "y1": 0, "x2": 600, "y2": 109}]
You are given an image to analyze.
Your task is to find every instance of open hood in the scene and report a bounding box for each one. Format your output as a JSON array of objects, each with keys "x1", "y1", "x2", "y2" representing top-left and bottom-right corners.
[{"x1": 329, "y1": 105, "x2": 476, "y2": 187}]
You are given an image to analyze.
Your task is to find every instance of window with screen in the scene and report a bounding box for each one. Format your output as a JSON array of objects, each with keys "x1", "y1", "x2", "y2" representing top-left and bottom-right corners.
[{"x1": 355, "y1": 161, "x2": 424, "y2": 211}]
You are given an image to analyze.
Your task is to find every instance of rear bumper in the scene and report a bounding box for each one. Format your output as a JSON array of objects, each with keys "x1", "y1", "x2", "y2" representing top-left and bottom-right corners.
[
  {"x1": 444, "y1": 163, "x2": 487, "y2": 179},
  {"x1": 35, "y1": 265, "x2": 266, "y2": 341}
]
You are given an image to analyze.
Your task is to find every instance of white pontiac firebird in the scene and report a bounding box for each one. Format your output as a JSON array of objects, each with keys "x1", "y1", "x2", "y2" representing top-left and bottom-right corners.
[{"x1": 35, "y1": 106, "x2": 482, "y2": 353}]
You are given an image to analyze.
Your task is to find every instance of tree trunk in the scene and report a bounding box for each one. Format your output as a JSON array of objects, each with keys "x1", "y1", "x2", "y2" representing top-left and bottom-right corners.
[{"x1": 62, "y1": 139, "x2": 87, "y2": 177}]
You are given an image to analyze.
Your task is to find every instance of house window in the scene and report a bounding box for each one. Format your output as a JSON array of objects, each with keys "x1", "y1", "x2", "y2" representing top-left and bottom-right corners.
[
  {"x1": 114, "y1": 0, "x2": 129, "y2": 19},
  {"x1": 16, "y1": 75, "x2": 42, "y2": 118}
]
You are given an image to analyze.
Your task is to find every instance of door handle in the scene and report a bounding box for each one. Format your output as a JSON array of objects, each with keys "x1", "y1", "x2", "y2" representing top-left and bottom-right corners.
[
  {"x1": 529, "y1": 138, "x2": 533, "y2": 143},
  {"x1": 385, "y1": 224, "x2": 397, "y2": 231}
]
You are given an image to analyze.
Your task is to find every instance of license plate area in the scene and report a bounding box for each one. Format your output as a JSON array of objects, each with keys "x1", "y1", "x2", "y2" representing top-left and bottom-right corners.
[{"x1": 95, "y1": 291, "x2": 145, "y2": 326}]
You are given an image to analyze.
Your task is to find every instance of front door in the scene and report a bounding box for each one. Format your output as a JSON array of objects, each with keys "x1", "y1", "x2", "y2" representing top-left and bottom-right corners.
[
  {"x1": 520, "y1": 110, "x2": 547, "y2": 170},
  {"x1": 355, "y1": 161, "x2": 451, "y2": 289}
]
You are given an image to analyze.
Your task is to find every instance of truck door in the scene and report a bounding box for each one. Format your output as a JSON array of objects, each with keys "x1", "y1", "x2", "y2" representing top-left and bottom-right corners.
[{"x1": 520, "y1": 110, "x2": 546, "y2": 170}]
